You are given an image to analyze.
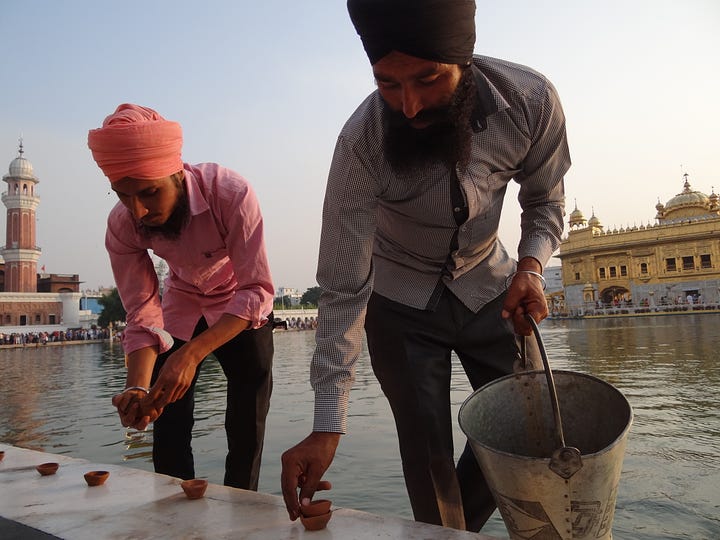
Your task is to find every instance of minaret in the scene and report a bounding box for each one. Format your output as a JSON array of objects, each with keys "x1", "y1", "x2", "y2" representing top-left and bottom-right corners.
[{"x1": 1, "y1": 140, "x2": 42, "y2": 292}]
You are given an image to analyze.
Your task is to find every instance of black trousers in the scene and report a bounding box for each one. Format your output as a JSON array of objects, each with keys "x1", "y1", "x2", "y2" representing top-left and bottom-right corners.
[
  {"x1": 364, "y1": 289, "x2": 540, "y2": 532},
  {"x1": 150, "y1": 317, "x2": 273, "y2": 490}
]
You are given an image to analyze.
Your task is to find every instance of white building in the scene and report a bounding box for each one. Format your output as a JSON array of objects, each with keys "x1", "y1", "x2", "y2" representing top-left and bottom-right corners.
[{"x1": 274, "y1": 286, "x2": 303, "y2": 306}]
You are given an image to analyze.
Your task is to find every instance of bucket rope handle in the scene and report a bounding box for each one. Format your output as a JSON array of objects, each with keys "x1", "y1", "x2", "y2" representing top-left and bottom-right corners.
[{"x1": 525, "y1": 314, "x2": 584, "y2": 479}]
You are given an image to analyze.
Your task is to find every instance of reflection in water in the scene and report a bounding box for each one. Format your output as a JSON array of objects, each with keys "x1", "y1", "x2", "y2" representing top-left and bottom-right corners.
[
  {"x1": 1, "y1": 316, "x2": 719, "y2": 540},
  {"x1": 542, "y1": 316, "x2": 720, "y2": 540}
]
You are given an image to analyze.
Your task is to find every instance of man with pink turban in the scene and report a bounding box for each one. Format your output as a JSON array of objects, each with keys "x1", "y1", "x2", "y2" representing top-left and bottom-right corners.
[{"x1": 88, "y1": 103, "x2": 275, "y2": 490}]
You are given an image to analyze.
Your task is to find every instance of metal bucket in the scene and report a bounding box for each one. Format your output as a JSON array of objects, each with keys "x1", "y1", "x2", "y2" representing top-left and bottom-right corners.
[{"x1": 458, "y1": 319, "x2": 632, "y2": 540}]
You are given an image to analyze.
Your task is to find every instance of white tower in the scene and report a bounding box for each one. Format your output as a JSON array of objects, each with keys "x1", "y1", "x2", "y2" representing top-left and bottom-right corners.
[{"x1": 2, "y1": 140, "x2": 42, "y2": 292}]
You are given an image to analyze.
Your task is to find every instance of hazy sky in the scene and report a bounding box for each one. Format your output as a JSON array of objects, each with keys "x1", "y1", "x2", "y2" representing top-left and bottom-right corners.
[{"x1": 1, "y1": 1, "x2": 718, "y2": 292}]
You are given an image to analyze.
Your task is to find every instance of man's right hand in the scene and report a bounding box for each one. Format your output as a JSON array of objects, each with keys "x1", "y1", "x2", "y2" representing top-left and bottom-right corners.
[
  {"x1": 281, "y1": 431, "x2": 341, "y2": 520},
  {"x1": 111, "y1": 388, "x2": 153, "y2": 430}
]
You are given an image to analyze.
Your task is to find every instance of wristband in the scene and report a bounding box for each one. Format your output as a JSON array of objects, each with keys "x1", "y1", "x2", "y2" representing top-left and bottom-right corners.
[
  {"x1": 123, "y1": 386, "x2": 149, "y2": 394},
  {"x1": 505, "y1": 270, "x2": 547, "y2": 291}
]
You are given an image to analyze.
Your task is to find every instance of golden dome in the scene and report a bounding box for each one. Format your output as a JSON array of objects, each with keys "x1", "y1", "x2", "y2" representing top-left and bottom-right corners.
[
  {"x1": 588, "y1": 209, "x2": 602, "y2": 229},
  {"x1": 662, "y1": 174, "x2": 710, "y2": 219},
  {"x1": 568, "y1": 200, "x2": 586, "y2": 228}
]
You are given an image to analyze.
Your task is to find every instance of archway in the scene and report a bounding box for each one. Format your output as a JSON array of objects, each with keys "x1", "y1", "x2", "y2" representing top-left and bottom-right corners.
[{"x1": 600, "y1": 286, "x2": 630, "y2": 306}]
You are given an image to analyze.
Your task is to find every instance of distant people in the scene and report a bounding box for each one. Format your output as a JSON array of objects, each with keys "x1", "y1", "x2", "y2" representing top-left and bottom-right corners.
[
  {"x1": 281, "y1": 0, "x2": 569, "y2": 533},
  {"x1": 88, "y1": 104, "x2": 274, "y2": 489}
]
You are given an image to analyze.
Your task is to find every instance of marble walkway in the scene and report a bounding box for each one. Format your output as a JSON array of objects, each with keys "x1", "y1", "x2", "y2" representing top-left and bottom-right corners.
[{"x1": 0, "y1": 444, "x2": 500, "y2": 540}]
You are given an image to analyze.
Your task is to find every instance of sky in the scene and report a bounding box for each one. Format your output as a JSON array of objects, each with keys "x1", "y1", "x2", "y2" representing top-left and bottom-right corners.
[{"x1": 1, "y1": 1, "x2": 718, "y2": 293}]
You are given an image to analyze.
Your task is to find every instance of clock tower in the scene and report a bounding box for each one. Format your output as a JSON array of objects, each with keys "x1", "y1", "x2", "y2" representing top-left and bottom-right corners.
[{"x1": 1, "y1": 140, "x2": 41, "y2": 292}]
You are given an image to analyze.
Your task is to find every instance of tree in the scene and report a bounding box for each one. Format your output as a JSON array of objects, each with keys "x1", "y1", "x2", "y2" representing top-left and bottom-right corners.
[
  {"x1": 301, "y1": 286, "x2": 322, "y2": 307},
  {"x1": 273, "y1": 295, "x2": 293, "y2": 310},
  {"x1": 98, "y1": 288, "x2": 126, "y2": 328}
]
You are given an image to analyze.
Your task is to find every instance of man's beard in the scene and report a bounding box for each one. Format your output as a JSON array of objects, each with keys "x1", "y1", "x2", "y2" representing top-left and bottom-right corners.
[
  {"x1": 138, "y1": 184, "x2": 189, "y2": 241},
  {"x1": 383, "y1": 66, "x2": 477, "y2": 176}
]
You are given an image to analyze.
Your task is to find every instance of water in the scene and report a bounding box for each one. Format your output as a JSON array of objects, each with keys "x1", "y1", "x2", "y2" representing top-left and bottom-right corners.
[{"x1": 1, "y1": 314, "x2": 719, "y2": 539}]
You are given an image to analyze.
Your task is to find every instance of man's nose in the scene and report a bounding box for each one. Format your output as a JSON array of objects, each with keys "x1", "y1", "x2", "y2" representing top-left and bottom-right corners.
[
  {"x1": 401, "y1": 86, "x2": 422, "y2": 119},
  {"x1": 129, "y1": 197, "x2": 148, "y2": 219}
]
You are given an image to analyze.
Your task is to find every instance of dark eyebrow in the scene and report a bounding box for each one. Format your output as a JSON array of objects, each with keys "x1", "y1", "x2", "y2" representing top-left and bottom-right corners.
[{"x1": 373, "y1": 65, "x2": 441, "y2": 82}]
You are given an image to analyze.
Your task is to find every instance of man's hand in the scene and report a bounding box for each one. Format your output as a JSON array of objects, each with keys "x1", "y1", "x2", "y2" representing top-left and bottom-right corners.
[
  {"x1": 281, "y1": 432, "x2": 340, "y2": 520},
  {"x1": 111, "y1": 388, "x2": 153, "y2": 430},
  {"x1": 147, "y1": 314, "x2": 251, "y2": 410},
  {"x1": 146, "y1": 345, "x2": 202, "y2": 410},
  {"x1": 501, "y1": 258, "x2": 548, "y2": 335}
]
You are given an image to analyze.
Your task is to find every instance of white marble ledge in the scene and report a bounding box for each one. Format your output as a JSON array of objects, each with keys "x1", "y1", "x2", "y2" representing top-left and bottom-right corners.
[{"x1": 0, "y1": 444, "x2": 499, "y2": 540}]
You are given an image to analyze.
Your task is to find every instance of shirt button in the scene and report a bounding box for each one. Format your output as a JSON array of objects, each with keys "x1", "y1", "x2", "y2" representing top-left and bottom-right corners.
[
  {"x1": 461, "y1": 226, "x2": 467, "y2": 231},
  {"x1": 454, "y1": 207, "x2": 461, "y2": 212}
]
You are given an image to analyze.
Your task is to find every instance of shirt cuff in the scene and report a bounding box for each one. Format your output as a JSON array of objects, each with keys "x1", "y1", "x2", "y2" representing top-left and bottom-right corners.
[
  {"x1": 313, "y1": 391, "x2": 349, "y2": 434},
  {"x1": 224, "y1": 294, "x2": 272, "y2": 330},
  {"x1": 120, "y1": 325, "x2": 174, "y2": 357}
]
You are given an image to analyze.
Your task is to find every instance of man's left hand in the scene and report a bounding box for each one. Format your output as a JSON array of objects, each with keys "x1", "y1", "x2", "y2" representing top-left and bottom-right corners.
[
  {"x1": 146, "y1": 346, "x2": 202, "y2": 409},
  {"x1": 501, "y1": 260, "x2": 548, "y2": 335}
]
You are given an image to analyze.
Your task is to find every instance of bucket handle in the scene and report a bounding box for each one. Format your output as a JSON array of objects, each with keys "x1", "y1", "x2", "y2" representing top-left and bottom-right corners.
[{"x1": 524, "y1": 314, "x2": 583, "y2": 479}]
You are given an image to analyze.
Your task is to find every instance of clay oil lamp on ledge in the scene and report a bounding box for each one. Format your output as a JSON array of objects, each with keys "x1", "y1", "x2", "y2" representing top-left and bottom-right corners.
[
  {"x1": 181, "y1": 479, "x2": 208, "y2": 499},
  {"x1": 84, "y1": 470, "x2": 110, "y2": 486},
  {"x1": 36, "y1": 462, "x2": 59, "y2": 476},
  {"x1": 0, "y1": 450, "x2": 5, "y2": 462},
  {"x1": 300, "y1": 499, "x2": 333, "y2": 531}
]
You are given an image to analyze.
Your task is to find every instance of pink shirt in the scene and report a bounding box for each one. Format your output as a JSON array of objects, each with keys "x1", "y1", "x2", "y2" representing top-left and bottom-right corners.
[{"x1": 105, "y1": 162, "x2": 274, "y2": 354}]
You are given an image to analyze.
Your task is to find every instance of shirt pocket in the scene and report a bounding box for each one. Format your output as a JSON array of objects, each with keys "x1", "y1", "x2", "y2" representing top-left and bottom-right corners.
[
  {"x1": 192, "y1": 244, "x2": 230, "y2": 286},
  {"x1": 468, "y1": 168, "x2": 521, "y2": 220},
  {"x1": 167, "y1": 222, "x2": 230, "y2": 292}
]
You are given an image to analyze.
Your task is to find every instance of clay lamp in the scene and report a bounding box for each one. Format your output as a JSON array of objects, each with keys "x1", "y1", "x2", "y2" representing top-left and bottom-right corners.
[
  {"x1": 300, "y1": 499, "x2": 333, "y2": 531},
  {"x1": 0, "y1": 450, "x2": 5, "y2": 461},
  {"x1": 300, "y1": 512, "x2": 333, "y2": 531},
  {"x1": 84, "y1": 470, "x2": 110, "y2": 486},
  {"x1": 36, "y1": 462, "x2": 59, "y2": 476},
  {"x1": 181, "y1": 479, "x2": 208, "y2": 499},
  {"x1": 301, "y1": 499, "x2": 332, "y2": 517}
]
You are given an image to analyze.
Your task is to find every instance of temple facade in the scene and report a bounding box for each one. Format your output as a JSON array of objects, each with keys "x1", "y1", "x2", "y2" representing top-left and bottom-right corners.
[{"x1": 557, "y1": 174, "x2": 720, "y2": 315}]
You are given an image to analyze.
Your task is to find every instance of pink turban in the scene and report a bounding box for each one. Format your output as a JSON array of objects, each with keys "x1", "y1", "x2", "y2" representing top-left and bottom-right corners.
[{"x1": 87, "y1": 103, "x2": 184, "y2": 183}]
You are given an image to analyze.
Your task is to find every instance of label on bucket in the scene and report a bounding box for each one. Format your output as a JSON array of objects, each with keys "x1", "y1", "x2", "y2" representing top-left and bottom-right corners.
[{"x1": 493, "y1": 485, "x2": 617, "y2": 540}]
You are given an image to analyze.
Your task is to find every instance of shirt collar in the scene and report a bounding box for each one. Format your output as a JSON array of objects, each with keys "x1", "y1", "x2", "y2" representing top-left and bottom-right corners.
[
  {"x1": 182, "y1": 166, "x2": 210, "y2": 217},
  {"x1": 470, "y1": 62, "x2": 511, "y2": 133}
]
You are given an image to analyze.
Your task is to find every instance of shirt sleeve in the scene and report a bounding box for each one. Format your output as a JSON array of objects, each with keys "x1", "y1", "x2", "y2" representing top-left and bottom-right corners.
[
  {"x1": 515, "y1": 78, "x2": 571, "y2": 268},
  {"x1": 105, "y1": 207, "x2": 174, "y2": 355},
  {"x1": 215, "y1": 174, "x2": 274, "y2": 329},
  {"x1": 311, "y1": 135, "x2": 379, "y2": 434}
]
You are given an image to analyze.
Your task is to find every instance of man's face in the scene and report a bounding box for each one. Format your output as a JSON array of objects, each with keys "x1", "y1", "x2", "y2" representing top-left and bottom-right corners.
[
  {"x1": 112, "y1": 173, "x2": 184, "y2": 229},
  {"x1": 374, "y1": 51, "x2": 476, "y2": 173},
  {"x1": 373, "y1": 50, "x2": 463, "y2": 128}
]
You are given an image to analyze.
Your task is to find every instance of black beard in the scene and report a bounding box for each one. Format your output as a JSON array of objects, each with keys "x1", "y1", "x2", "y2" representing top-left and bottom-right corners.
[
  {"x1": 382, "y1": 66, "x2": 477, "y2": 177},
  {"x1": 138, "y1": 183, "x2": 189, "y2": 241}
]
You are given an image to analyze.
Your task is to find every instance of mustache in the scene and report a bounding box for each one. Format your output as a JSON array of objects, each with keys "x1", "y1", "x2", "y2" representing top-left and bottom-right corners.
[{"x1": 384, "y1": 104, "x2": 453, "y2": 129}]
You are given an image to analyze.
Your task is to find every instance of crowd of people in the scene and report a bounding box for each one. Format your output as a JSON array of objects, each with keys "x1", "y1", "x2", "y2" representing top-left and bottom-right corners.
[
  {"x1": 0, "y1": 327, "x2": 112, "y2": 346},
  {"x1": 273, "y1": 316, "x2": 318, "y2": 331}
]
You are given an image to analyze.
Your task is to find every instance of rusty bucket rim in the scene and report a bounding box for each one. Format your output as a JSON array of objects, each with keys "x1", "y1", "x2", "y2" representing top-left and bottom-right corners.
[{"x1": 458, "y1": 368, "x2": 634, "y2": 461}]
